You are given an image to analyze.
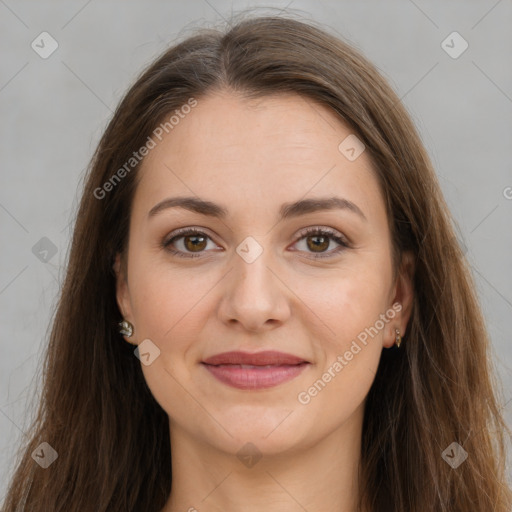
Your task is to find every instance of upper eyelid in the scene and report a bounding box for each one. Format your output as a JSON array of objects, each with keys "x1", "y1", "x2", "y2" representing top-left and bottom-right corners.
[
  {"x1": 164, "y1": 226, "x2": 217, "y2": 244},
  {"x1": 296, "y1": 225, "x2": 346, "y2": 239}
]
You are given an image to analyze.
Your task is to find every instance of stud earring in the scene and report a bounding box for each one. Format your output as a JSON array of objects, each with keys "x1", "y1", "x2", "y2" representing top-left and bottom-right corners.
[
  {"x1": 395, "y1": 328, "x2": 402, "y2": 348},
  {"x1": 119, "y1": 320, "x2": 134, "y2": 338}
]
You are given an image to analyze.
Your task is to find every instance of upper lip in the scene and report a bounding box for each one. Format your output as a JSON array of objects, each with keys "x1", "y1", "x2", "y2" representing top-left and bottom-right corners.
[{"x1": 202, "y1": 351, "x2": 309, "y2": 366}]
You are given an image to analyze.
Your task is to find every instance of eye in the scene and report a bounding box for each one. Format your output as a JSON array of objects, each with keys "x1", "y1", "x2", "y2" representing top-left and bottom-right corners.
[
  {"x1": 162, "y1": 228, "x2": 218, "y2": 259},
  {"x1": 292, "y1": 227, "x2": 350, "y2": 259}
]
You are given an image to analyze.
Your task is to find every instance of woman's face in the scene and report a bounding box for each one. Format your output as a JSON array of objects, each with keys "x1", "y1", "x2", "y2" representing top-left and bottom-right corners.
[{"x1": 115, "y1": 90, "x2": 413, "y2": 456}]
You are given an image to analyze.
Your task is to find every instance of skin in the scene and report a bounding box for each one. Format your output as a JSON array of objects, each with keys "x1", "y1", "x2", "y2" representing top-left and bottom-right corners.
[{"x1": 114, "y1": 90, "x2": 414, "y2": 512}]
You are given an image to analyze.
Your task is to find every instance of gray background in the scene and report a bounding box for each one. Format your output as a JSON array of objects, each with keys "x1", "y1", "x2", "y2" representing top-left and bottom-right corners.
[{"x1": 1, "y1": 0, "x2": 511, "y2": 498}]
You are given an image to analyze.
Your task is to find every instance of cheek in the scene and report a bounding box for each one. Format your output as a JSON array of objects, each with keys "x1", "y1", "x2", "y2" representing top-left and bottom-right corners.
[
  {"x1": 128, "y1": 263, "x2": 217, "y2": 348},
  {"x1": 129, "y1": 253, "x2": 392, "y2": 346},
  {"x1": 294, "y1": 262, "x2": 391, "y2": 346},
  {"x1": 293, "y1": 273, "x2": 388, "y2": 418}
]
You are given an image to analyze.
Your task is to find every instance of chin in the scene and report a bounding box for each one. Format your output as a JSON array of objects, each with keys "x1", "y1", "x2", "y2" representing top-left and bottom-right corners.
[{"x1": 205, "y1": 410, "x2": 312, "y2": 455}]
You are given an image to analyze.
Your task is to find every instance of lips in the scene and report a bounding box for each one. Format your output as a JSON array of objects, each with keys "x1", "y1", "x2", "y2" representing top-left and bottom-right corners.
[
  {"x1": 201, "y1": 351, "x2": 310, "y2": 390},
  {"x1": 202, "y1": 350, "x2": 308, "y2": 366}
]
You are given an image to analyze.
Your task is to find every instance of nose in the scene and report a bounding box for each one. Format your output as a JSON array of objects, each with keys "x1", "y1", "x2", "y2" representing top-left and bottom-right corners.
[{"x1": 217, "y1": 241, "x2": 291, "y2": 333}]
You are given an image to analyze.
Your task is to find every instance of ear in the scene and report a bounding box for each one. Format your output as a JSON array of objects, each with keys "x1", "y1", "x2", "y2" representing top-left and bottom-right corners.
[
  {"x1": 383, "y1": 250, "x2": 415, "y2": 348},
  {"x1": 113, "y1": 252, "x2": 133, "y2": 324}
]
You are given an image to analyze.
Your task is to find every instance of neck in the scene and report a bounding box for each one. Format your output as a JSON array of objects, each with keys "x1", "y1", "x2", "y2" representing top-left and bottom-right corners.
[{"x1": 161, "y1": 404, "x2": 365, "y2": 512}]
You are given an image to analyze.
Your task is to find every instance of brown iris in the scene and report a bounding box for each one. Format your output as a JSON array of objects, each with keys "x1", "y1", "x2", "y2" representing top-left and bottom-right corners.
[
  {"x1": 184, "y1": 234, "x2": 207, "y2": 252},
  {"x1": 307, "y1": 234, "x2": 329, "y2": 252}
]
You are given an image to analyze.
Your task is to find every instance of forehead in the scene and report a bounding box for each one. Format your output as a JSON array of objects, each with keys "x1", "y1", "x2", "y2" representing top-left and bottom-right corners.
[{"x1": 133, "y1": 90, "x2": 384, "y2": 224}]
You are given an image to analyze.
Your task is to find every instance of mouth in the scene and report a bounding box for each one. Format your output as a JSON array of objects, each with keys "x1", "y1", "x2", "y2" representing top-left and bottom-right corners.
[
  {"x1": 202, "y1": 350, "x2": 309, "y2": 366},
  {"x1": 201, "y1": 351, "x2": 310, "y2": 390}
]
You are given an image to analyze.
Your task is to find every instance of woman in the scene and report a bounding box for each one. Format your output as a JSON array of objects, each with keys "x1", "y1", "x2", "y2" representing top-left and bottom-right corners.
[{"x1": 2, "y1": 14, "x2": 511, "y2": 512}]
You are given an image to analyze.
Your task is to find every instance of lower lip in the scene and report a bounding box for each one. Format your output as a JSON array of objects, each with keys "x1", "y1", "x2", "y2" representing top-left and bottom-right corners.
[{"x1": 202, "y1": 363, "x2": 309, "y2": 390}]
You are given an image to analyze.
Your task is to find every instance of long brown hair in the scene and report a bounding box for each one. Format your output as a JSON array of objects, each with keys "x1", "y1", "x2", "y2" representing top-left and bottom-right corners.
[{"x1": 2, "y1": 13, "x2": 511, "y2": 512}]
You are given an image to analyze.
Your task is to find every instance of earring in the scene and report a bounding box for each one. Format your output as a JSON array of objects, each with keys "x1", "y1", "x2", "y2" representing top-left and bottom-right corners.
[
  {"x1": 395, "y1": 328, "x2": 402, "y2": 348},
  {"x1": 119, "y1": 320, "x2": 134, "y2": 337}
]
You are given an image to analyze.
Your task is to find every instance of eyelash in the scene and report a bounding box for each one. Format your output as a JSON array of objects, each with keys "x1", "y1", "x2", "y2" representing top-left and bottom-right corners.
[{"x1": 161, "y1": 227, "x2": 350, "y2": 260}]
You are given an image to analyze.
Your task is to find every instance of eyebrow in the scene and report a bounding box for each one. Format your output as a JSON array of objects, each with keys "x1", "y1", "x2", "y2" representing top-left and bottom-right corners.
[{"x1": 148, "y1": 196, "x2": 367, "y2": 222}]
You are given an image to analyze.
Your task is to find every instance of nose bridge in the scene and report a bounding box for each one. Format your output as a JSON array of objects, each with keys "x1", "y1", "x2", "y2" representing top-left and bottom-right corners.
[
  {"x1": 218, "y1": 235, "x2": 290, "y2": 329},
  {"x1": 232, "y1": 236, "x2": 276, "y2": 299}
]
